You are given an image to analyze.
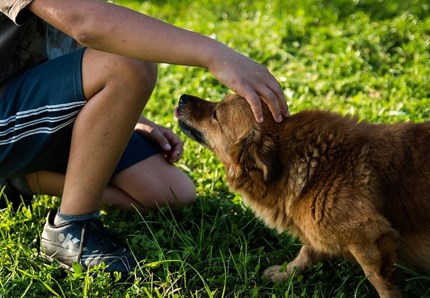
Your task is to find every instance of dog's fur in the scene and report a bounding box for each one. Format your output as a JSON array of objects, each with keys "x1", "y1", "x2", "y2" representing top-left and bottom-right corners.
[{"x1": 176, "y1": 93, "x2": 430, "y2": 298}]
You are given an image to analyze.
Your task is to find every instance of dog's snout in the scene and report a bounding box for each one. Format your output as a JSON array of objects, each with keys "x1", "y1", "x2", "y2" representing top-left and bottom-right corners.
[{"x1": 179, "y1": 94, "x2": 192, "y2": 105}]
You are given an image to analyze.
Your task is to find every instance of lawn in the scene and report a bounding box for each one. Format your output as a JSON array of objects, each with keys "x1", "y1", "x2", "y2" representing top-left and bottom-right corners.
[{"x1": 1, "y1": 0, "x2": 430, "y2": 297}]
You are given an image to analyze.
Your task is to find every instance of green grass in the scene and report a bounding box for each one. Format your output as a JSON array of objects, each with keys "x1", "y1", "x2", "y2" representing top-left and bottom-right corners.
[{"x1": 2, "y1": 0, "x2": 430, "y2": 297}]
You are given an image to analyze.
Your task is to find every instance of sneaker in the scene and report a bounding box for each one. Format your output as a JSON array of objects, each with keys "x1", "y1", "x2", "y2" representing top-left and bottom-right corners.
[{"x1": 40, "y1": 209, "x2": 136, "y2": 274}]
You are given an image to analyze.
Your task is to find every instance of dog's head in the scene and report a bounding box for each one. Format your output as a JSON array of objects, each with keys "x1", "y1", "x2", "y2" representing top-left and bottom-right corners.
[{"x1": 176, "y1": 93, "x2": 282, "y2": 184}]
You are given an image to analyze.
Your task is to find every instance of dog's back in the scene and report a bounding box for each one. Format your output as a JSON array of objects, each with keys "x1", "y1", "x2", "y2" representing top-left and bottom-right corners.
[
  {"x1": 371, "y1": 121, "x2": 430, "y2": 270},
  {"x1": 290, "y1": 111, "x2": 430, "y2": 269},
  {"x1": 281, "y1": 111, "x2": 430, "y2": 271}
]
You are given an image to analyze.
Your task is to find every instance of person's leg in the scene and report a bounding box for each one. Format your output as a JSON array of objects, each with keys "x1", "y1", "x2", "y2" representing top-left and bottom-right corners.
[
  {"x1": 1, "y1": 47, "x2": 159, "y2": 273},
  {"x1": 25, "y1": 153, "x2": 196, "y2": 211},
  {"x1": 38, "y1": 51, "x2": 159, "y2": 273},
  {"x1": 25, "y1": 170, "x2": 138, "y2": 209},
  {"x1": 111, "y1": 153, "x2": 196, "y2": 209},
  {"x1": 59, "y1": 48, "x2": 157, "y2": 215}
]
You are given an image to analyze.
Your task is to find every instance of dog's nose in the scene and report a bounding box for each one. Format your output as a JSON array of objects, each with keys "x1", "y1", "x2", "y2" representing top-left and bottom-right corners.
[{"x1": 179, "y1": 94, "x2": 191, "y2": 105}]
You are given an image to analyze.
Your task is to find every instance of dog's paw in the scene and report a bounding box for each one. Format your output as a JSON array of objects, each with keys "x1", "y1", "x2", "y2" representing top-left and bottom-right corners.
[{"x1": 263, "y1": 265, "x2": 289, "y2": 282}]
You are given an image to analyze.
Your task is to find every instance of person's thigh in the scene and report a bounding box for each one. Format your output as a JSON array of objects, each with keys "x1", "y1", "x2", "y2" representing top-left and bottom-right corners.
[{"x1": 0, "y1": 48, "x2": 86, "y2": 179}]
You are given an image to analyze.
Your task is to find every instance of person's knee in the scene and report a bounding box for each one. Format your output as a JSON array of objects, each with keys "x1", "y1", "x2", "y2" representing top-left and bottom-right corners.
[
  {"x1": 130, "y1": 60, "x2": 158, "y2": 99},
  {"x1": 152, "y1": 171, "x2": 196, "y2": 208},
  {"x1": 145, "y1": 161, "x2": 196, "y2": 207},
  {"x1": 111, "y1": 154, "x2": 197, "y2": 209},
  {"x1": 145, "y1": 170, "x2": 196, "y2": 208},
  {"x1": 113, "y1": 57, "x2": 158, "y2": 100},
  {"x1": 82, "y1": 49, "x2": 158, "y2": 103},
  {"x1": 171, "y1": 174, "x2": 196, "y2": 206}
]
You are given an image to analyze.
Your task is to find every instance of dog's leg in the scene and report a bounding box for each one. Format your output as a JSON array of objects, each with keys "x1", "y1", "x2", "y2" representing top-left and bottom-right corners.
[
  {"x1": 263, "y1": 245, "x2": 327, "y2": 282},
  {"x1": 348, "y1": 231, "x2": 401, "y2": 298}
]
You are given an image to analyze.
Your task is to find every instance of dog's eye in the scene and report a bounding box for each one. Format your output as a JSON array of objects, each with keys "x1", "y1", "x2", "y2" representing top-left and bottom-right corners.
[{"x1": 211, "y1": 109, "x2": 218, "y2": 122}]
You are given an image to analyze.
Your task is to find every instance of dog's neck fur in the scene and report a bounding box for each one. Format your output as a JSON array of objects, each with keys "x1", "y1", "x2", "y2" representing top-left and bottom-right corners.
[{"x1": 224, "y1": 110, "x2": 370, "y2": 234}]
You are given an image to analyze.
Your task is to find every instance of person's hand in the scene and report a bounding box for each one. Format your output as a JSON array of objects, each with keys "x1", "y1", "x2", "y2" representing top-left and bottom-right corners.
[
  {"x1": 135, "y1": 117, "x2": 183, "y2": 164},
  {"x1": 207, "y1": 47, "x2": 289, "y2": 123}
]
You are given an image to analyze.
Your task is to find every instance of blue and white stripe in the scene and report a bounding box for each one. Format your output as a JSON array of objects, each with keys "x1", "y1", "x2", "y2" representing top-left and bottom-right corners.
[{"x1": 0, "y1": 101, "x2": 86, "y2": 145}]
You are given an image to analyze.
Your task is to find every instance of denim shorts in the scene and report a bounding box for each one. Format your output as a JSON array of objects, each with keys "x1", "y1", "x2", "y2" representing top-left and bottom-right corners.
[{"x1": 0, "y1": 48, "x2": 160, "y2": 183}]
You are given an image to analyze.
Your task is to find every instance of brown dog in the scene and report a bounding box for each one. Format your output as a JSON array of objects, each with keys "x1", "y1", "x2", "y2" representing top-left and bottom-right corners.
[{"x1": 176, "y1": 93, "x2": 430, "y2": 298}]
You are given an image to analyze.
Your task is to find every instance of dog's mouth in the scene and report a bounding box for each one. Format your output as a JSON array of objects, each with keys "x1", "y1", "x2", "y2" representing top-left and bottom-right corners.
[{"x1": 175, "y1": 106, "x2": 207, "y2": 146}]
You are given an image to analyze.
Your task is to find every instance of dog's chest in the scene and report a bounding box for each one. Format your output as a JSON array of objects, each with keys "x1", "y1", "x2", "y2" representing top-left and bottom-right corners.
[
  {"x1": 241, "y1": 193, "x2": 295, "y2": 234},
  {"x1": 242, "y1": 185, "x2": 347, "y2": 254}
]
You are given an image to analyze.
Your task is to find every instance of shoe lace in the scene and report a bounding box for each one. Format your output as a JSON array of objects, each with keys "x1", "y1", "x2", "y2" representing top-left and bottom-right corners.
[
  {"x1": 76, "y1": 218, "x2": 125, "y2": 264},
  {"x1": 77, "y1": 220, "x2": 88, "y2": 264}
]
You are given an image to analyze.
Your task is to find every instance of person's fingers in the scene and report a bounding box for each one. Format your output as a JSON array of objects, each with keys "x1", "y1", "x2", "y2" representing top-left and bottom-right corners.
[
  {"x1": 257, "y1": 86, "x2": 283, "y2": 123},
  {"x1": 150, "y1": 128, "x2": 171, "y2": 151},
  {"x1": 161, "y1": 129, "x2": 184, "y2": 163},
  {"x1": 164, "y1": 130, "x2": 181, "y2": 148},
  {"x1": 169, "y1": 140, "x2": 183, "y2": 162},
  {"x1": 242, "y1": 83, "x2": 286, "y2": 123},
  {"x1": 241, "y1": 89, "x2": 264, "y2": 123},
  {"x1": 169, "y1": 143, "x2": 183, "y2": 163},
  {"x1": 239, "y1": 64, "x2": 287, "y2": 122},
  {"x1": 268, "y1": 80, "x2": 289, "y2": 117}
]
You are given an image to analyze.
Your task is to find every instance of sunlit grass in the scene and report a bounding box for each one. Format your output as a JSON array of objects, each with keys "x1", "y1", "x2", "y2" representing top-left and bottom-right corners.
[{"x1": 1, "y1": 0, "x2": 429, "y2": 296}]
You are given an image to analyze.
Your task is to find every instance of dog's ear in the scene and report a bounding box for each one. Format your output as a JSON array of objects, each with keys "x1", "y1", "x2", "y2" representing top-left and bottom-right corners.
[{"x1": 229, "y1": 129, "x2": 281, "y2": 183}]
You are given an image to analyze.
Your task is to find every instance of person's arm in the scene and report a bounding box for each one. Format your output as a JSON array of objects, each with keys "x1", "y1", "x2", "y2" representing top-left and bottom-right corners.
[{"x1": 28, "y1": 0, "x2": 288, "y2": 122}]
